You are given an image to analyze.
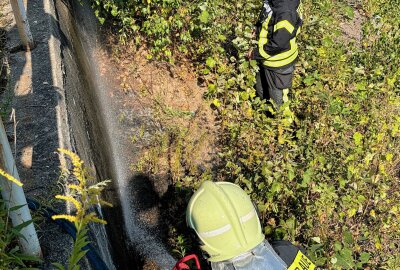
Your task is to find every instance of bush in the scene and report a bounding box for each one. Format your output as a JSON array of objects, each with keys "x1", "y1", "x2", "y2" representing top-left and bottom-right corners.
[{"x1": 89, "y1": 0, "x2": 400, "y2": 268}]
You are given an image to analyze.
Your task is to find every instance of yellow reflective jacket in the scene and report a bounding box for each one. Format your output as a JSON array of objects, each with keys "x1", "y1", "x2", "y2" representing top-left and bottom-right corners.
[{"x1": 253, "y1": 0, "x2": 302, "y2": 69}]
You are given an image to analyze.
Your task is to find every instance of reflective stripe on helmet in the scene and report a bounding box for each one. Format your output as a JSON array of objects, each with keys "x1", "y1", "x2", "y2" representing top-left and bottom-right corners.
[
  {"x1": 240, "y1": 210, "x2": 256, "y2": 223},
  {"x1": 199, "y1": 210, "x2": 257, "y2": 238},
  {"x1": 200, "y1": 224, "x2": 232, "y2": 238},
  {"x1": 186, "y1": 181, "x2": 265, "y2": 262}
]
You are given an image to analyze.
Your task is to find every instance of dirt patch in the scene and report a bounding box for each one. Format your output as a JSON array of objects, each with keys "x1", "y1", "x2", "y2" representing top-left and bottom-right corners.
[
  {"x1": 0, "y1": 1, "x2": 13, "y2": 31},
  {"x1": 339, "y1": 8, "x2": 366, "y2": 46},
  {"x1": 104, "y1": 35, "x2": 218, "y2": 185},
  {"x1": 96, "y1": 34, "x2": 218, "y2": 264}
]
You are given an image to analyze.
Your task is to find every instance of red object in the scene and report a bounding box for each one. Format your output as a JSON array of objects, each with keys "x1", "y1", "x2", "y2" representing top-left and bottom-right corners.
[{"x1": 173, "y1": 254, "x2": 201, "y2": 270}]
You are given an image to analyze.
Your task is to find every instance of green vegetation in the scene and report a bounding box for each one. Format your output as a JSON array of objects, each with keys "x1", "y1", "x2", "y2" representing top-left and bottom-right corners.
[
  {"x1": 0, "y1": 171, "x2": 41, "y2": 269},
  {"x1": 0, "y1": 201, "x2": 39, "y2": 269},
  {"x1": 52, "y1": 149, "x2": 112, "y2": 270},
  {"x1": 91, "y1": 0, "x2": 400, "y2": 268},
  {"x1": 0, "y1": 149, "x2": 111, "y2": 270}
]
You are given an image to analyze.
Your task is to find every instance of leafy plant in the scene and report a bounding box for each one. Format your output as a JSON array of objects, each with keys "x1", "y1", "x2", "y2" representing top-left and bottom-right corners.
[
  {"x1": 0, "y1": 170, "x2": 41, "y2": 269},
  {"x1": 0, "y1": 200, "x2": 41, "y2": 269},
  {"x1": 52, "y1": 149, "x2": 112, "y2": 270}
]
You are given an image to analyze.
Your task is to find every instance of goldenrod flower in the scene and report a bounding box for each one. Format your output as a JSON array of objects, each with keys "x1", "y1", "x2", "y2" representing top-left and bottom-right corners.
[
  {"x1": 68, "y1": 184, "x2": 83, "y2": 193},
  {"x1": 90, "y1": 216, "x2": 107, "y2": 225},
  {"x1": 55, "y1": 195, "x2": 83, "y2": 214},
  {"x1": 58, "y1": 148, "x2": 84, "y2": 167},
  {"x1": 0, "y1": 168, "x2": 23, "y2": 187},
  {"x1": 99, "y1": 200, "x2": 113, "y2": 208},
  {"x1": 52, "y1": 150, "x2": 113, "y2": 269},
  {"x1": 52, "y1": 214, "x2": 77, "y2": 223},
  {"x1": 83, "y1": 212, "x2": 107, "y2": 225},
  {"x1": 58, "y1": 148, "x2": 86, "y2": 186},
  {"x1": 72, "y1": 167, "x2": 85, "y2": 186}
]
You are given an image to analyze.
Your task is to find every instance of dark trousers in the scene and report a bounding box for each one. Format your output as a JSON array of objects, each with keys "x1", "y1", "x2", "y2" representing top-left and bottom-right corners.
[{"x1": 256, "y1": 64, "x2": 295, "y2": 108}]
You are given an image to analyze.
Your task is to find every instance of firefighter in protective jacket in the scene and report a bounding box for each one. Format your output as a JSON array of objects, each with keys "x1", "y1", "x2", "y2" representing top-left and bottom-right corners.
[
  {"x1": 250, "y1": 0, "x2": 302, "y2": 108},
  {"x1": 174, "y1": 181, "x2": 316, "y2": 270}
]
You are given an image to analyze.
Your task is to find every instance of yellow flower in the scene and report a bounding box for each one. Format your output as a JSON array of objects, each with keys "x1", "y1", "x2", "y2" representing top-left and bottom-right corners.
[
  {"x1": 58, "y1": 148, "x2": 84, "y2": 167},
  {"x1": 58, "y1": 148, "x2": 86, "y2": 185},
  {"x1": 68, "y1": 184, "x2": 83, "y2": 193},
  {"x1": 99, "y1": 200, "x2": 113, "y2": 208},
  {"x1": 52, "y1": 214, "x2": 77, "y2": 223},
  {"x1": 58, "y1": 148, "x2": 84, "y2": 171},
  {"x1": 0, "y1": 168, "x2": 23, "y2": 187},
  {"x1": 55, "y1": 195, "x2": 83, "y2": 214},
  {"x1": 91, "y1": 216, "x2": 107, "y2": 225},
  {"x1": 370, "y1": 209, "x2": 376, "y2": 218},
  {"x1": 72, "y1": 167, "x2": 85, "y2": 185}
]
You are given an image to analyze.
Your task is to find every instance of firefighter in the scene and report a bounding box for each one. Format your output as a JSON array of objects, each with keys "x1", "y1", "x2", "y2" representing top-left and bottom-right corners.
[
  {"x1": 175, "y1": 181, "x2": 315, "y2": 270},
  {"x1": 249, "y1": 0, "x2": 302, "y2": 108}
]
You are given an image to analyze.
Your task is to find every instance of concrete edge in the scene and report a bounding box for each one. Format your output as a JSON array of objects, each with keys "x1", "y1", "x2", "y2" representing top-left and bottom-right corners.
[{"x1": 43, "y1": 0, "x2": 72, "y2": 170}]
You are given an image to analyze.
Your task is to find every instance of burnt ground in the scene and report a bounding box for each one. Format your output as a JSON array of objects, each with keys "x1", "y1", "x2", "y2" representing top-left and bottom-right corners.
[{"x1": 0, "y1": 0, "x2": 76, "y2": 268}]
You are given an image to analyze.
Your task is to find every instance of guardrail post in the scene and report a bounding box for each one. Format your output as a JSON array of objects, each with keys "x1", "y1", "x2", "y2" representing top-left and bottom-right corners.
[
  {"x1": 9, "y1": 0, "x2": 35, "y2": 49},
  {"x1": 0, "y1": 118, "x2": 42, "y2": 257}
]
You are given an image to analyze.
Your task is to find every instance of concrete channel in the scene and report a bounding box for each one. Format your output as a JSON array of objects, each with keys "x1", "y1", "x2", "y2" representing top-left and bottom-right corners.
[{"x1": 51, "y1": 0, "x2": 176, "y2": 269}]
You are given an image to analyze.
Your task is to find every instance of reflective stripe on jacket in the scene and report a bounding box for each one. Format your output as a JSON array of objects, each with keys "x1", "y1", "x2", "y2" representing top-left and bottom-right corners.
[
  {"x1": 271, "y1": 240, "x2": 315, "y2": 270},
  {"x1": 253, "y1": 0, "x2": 302, "y2": 69}
]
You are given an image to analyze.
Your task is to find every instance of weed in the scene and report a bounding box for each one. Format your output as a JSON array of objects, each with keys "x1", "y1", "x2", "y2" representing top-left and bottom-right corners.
[
  {"x1": 52, "y1": 149, "x2": 112, "y2": 270},
  {"x1": 0, "y1": 170, "x2": 41, "y2": 269}
]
